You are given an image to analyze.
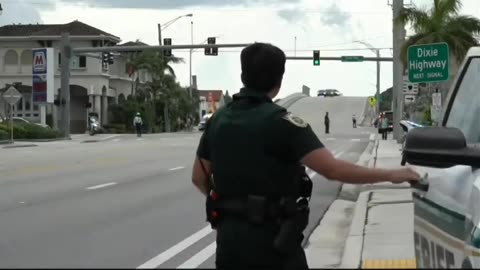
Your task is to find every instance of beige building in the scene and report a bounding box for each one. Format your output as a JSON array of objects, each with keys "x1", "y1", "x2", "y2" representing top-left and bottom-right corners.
[{"x1": 0, "y1": 21, "x2": 150, "y2": 133}]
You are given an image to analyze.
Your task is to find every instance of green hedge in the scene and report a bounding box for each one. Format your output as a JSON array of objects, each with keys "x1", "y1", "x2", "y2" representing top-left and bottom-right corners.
[
  {"x1": 0, "y1": 129, "x2": 8, "y2": 140},
  {"x1": 0, "y1": 123, "x2": 63, "y2": 139}
]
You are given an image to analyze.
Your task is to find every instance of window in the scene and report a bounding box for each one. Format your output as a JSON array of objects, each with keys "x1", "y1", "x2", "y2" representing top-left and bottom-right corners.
[
  {"x1": 4, "y1": 50, "x2": 18, "y2": 65},
  {"x1": 21, "y1": 50, "x2": 32, "y2": 65},
  {"x1": 58, "y1": 53, "x2": 87, "y2": 69},
  {"x1": 445, "y1": 57, "x2": 480, "y2": 144}
]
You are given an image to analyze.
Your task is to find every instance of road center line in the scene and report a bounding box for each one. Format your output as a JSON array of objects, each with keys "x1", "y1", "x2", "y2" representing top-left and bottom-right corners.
[
  {"x1": 169, "y1": 166, "x2": 185, "y2": 171},
  {"x1": 177, "y1": 242, "x2": 217, "y2": 269},
  {"x1": 86, "y1": 182, "x2": 117, "y2": 190},
  {"x1": 351, "y1": 138, "x2": 361, "y2": 142},
  {"x1": 137, "y1": 225, "x2": 213, "y2": 269}
]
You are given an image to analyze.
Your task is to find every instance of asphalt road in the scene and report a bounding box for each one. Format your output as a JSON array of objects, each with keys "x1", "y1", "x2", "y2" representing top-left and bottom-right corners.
[{"x1": 0, "y1": 95, "x2": 375, "y2": 268}]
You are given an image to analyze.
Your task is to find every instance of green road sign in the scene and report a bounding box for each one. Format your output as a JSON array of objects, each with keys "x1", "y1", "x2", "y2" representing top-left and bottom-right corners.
[
  {"x1": 341, "y1": 56, "x2": 364, "y2": 62},
  {"x1": 408, "y1": 42, "x2": 450, "y2": 83}
]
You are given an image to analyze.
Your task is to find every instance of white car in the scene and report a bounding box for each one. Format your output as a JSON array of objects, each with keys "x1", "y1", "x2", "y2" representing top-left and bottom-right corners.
[
  {"x1": 198, "y1": 113, "x2": 213, "y2": 131},
  {"x1": 403, "y1": 46, "x2": 480, "y2": 268},
  {"x1": 0, "y1": 117, "x2": 50, "y2": 129}
]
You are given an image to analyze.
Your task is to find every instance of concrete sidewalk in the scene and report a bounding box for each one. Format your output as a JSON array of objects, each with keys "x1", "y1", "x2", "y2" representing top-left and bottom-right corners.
[{"x1": 306, "y1": 137, "x2": 416, "y2": 269}]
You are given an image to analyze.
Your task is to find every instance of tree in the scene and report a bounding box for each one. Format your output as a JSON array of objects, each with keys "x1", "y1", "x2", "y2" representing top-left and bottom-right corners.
[
  {"x1": 397, "y1": 0, "x2": 480, "y2": 72},
  {"x1": 129, "y1": 51, "x2": 184, "y2": 132}
]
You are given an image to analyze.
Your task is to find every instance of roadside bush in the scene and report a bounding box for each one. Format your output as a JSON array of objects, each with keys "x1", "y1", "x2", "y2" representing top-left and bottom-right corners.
[
  {"x1": 0, "y1": 123, "x2": 63, "y2": 139},
  {"x1": 0, "y1": 129, "x2": 8, "y2": 140}
]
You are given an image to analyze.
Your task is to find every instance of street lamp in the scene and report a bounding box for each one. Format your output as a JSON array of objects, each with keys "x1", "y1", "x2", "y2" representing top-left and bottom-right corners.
[
  {"x1": 157, "y1": 13, "x2": 193, "y2": 46},
  {"x1": 156, "y1": 13, "x2": 192, "y2": 133},
  {"x1": 0, "y1": 3, "x2": 3, "y2": 15},
  {"x1": 355, "y1": 40, "x2": 381, "y2": 116}
]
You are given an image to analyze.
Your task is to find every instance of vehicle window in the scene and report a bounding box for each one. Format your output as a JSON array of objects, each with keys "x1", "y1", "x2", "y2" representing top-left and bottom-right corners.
[{"x1": 445, "y1": 57, "x2": 480, "y2": 144}]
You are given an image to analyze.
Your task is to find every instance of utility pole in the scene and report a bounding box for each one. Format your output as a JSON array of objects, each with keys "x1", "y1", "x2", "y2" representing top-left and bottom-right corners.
[
  {"x1": 189, "y1": 20, "x2": 193, "y2": 98},
  {"x1": 157, "y1": 24, "x2": 171, "y2": 133},
  {"x1": 392, "y1": 0, "x2": 406, "y2": 142},
  {"x1": 60, "y1": 32, "x2": 71, "y2": 139},
  {"x1": 376, "y1": 49, "x2": 381, "y2": 116}
]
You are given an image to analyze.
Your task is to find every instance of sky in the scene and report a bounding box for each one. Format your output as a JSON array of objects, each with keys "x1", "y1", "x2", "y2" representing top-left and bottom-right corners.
[{"x1": 1, "y1": 0, "x2": 480, "y2": 99}]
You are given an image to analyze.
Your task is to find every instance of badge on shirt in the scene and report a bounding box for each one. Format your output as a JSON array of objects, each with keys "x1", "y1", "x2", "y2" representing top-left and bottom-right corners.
[{"x1": 283, "y1": 113, "x2": 308, "y2": 128}]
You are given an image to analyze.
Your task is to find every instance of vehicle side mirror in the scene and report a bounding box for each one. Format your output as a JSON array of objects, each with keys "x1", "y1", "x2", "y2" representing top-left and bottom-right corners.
[{"x1": 403, "y1": 127, "x2": 480, "y2": 168}]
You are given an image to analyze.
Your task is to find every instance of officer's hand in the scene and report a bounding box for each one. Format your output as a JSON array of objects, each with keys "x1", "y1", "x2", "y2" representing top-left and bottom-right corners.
[{"x1": 389, "y1": 167, "x2": 420, "y2": 183}]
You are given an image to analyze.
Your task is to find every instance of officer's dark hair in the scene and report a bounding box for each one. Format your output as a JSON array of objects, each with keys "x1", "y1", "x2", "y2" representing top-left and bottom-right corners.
[{"x1": 240, "y1": 42, "x2": 286, "y2": 93}]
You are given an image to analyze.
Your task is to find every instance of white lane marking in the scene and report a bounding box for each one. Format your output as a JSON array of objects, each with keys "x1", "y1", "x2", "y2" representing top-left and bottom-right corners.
[
  {"x1": 169, "y1": 166, "x2": 185, "y2": 171},
  {"x1": 102, "y1": 135, "x2": 119, "y2": 141},
  {"x1": 351, "y1": 138, "x2": 361, "y2": 142},
  {"x1": 334, "y1": 151, "x2": 345, "y2": 158},
  {"x1": 19, "y1": 201, "x2": 26, "y2": 204},
  {"x1": 325, "y1": 138, "x2": 336, "y2": 141},
  {"x1": 176, "y1": 242, "x2": 217, "y2": 269},
  {"x1": 112, "y1": 139, "x2": 120, "y2": 142},
  {"x1": 86, "y1": 182, "x2": 117, "y2": 190},
  {"x1": 136, "y1": 138, "x2": 144, "y2": 141},
  {"x1": 137, "y1": 225, "x2": 213, "y2": 269},
  {"x1": 361, "y1": 131, "x2": 370, "y2": 135}
]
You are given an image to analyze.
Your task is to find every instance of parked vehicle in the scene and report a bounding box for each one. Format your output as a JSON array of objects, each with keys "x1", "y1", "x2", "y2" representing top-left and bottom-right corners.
[
  {"x1": 317, "y1": 89, "x2": 341, "y2": 97},
  {"x1": 0, "y1": 117, "x2": 50, "y2": 129},
  {"x1": 88, "y1": 115, "x2": 99, "y2": 136},
  {"x1": 403, "y1": 46, "x2": 480, "y2": 268},
  {"x1": 198, "y1": 113, "x2": 213, "y2": 131}
]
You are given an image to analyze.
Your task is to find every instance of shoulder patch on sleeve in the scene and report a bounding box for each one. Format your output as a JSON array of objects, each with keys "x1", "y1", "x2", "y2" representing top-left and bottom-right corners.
[{"x1": 282, "y1": 112, "x2": 308, "y2": 128}]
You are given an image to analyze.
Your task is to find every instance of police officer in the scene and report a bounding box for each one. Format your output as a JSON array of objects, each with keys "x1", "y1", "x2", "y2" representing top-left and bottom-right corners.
[
  {"x1": 324, "y1": 112, "x2": 330, "y2": 134},
  {"x1": 191, "y1": 43, "x2": 420, "y2": 269}
]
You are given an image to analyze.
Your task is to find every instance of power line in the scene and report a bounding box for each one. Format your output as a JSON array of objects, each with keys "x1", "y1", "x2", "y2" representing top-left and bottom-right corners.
[{"x1": 3, "y1": 0, "x2": 391, "y2": 15}]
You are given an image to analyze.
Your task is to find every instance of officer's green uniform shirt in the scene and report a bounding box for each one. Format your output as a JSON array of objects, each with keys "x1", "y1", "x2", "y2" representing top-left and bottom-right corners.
[
  {"x1": 196, "y1": 87, "x2": 324, "y2": 194},
  {"x1": 195, "y1": 87, "x2": 324, "y2": 268}
]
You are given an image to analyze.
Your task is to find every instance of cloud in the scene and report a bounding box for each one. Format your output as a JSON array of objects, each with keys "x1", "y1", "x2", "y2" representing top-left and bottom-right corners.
[
  {"x1": 55, "y1": 0, "x2": 300, "y2": 9},
  {"x1": 0, "y1": 1, "x2": 45, "y2": 26},
  {"x1": 320, "y1": 3, "x2": 350, "y2": 28},
  {"x1": 277, "y1": 8, "x2": 304, "y2": 23}
]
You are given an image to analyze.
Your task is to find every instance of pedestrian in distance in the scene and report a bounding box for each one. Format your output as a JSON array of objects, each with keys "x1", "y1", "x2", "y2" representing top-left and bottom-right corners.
[
  {"x1": 133, "y1": 112, "x2": 143, "y2": 137},
  {"x1": 381, "y1": 114, "x2": 389, "y2": 140},
  {"x1": 191, "y1": 42, "x2": 420, "y2": 270},
  {"x1": 324, "y1": 112, "x2": 330, "y2": 134},
  {"x1": 352, "y1": 114, "x2": 357, "y2": 128}
]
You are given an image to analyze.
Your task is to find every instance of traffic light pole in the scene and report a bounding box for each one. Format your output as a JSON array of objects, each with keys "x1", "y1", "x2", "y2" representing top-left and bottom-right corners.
[
  {"x1": 286, "y1": 56, "x2": 393, "y2": 62},
  {"x1": 60, "y1": 32, "x2": 71, "y2": 139}
]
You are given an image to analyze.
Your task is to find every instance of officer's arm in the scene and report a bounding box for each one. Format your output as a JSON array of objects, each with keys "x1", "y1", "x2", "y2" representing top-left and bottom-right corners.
[
  {"x1": 302, "y1": 149, "x2": 395, "y2": 184},
  {"x1": 279, "y1": 112, "x2": 399, "y2": 184},
  {"x1": 192, "y1": 157, "x2": 211, "y2": 197},
  {"x1": 191, "y1": 124, "x2": 212, "y2": 197}
]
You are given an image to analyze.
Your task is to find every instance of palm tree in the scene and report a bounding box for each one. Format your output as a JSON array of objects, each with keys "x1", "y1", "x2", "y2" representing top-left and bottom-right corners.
[
  {"x1": 397, "y1": 0, "x2": 480, "y2": 113},
  {"x1": 129, "y1": 51, "x2": 184, "y2": 132},
  {"x1": 397, "y1": 0, "x2": 480, "y2": 72}
]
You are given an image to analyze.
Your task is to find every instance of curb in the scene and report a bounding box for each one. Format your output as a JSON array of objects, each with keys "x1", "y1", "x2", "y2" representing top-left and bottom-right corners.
[
  {"x1": 15, "y1": 137, "x2": 72, "y2": 143},
  {"x1": 2, "y1": 144, "x2": 38, "y2": 149},
  {"x1": 276, "y1": 93, "x2": 308, "y2": 109},
  {"x1": 338, "y1": 191, "x2": 370, "y2": 269},
  {"x1": 338, "y1": 133, "x2": 378, "y2": 201}
]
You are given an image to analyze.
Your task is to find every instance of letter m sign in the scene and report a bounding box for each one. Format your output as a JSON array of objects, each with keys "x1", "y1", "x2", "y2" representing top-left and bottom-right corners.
[{"x1": 32, "y1": 49, "x2": 47, "y2": 74}]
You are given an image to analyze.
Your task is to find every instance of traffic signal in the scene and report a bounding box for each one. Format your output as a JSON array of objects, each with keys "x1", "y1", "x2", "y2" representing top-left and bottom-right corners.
[
  {"x1": 313, "y1": 50, "x2": 320, "y2": 66},
  {"x1": 102, "y1": 52, "x2": 114, "y2": 65},
  {"x1": 108, "y1": 52, "x2": 114, "y2": 65},
  {"x1": 205, "y1": 37, "x2": 217, "y2": 56},
  {"x1": 163, "y1": 38, "x2": 172, "y2": 57},
  {"x1": 102, "y1": 52, "x2": 109, "y2": 65}
]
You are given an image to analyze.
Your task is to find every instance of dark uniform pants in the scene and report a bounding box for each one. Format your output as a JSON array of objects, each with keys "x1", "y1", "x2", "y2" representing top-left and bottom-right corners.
[
  {"x1": 135, "y1": 123, "x2": 142, "y2": 137},
  {"x1": 325, "y1": 123, "x2": 330, "y2": 134},
  {"x1": 215, "y1": 218, "x2": 309, "y2": 270}
]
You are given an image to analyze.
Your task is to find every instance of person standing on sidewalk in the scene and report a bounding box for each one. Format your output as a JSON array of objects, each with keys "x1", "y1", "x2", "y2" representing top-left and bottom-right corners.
[
  {"x1": 191, "y1": 42, "x2": 420, "y2": 270},
  {"x1": 352, "y1": 114, "x2": 357, "y2": 128},
  {"x1": 380, "y1": 114, "x2": 389, "y2": 140},
  {"x1": 324, "y1": 112, "x2": 330, "y2": 134},
  {"x1": 133, "y1": 112, "x2": 143, "y2": 137}
]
